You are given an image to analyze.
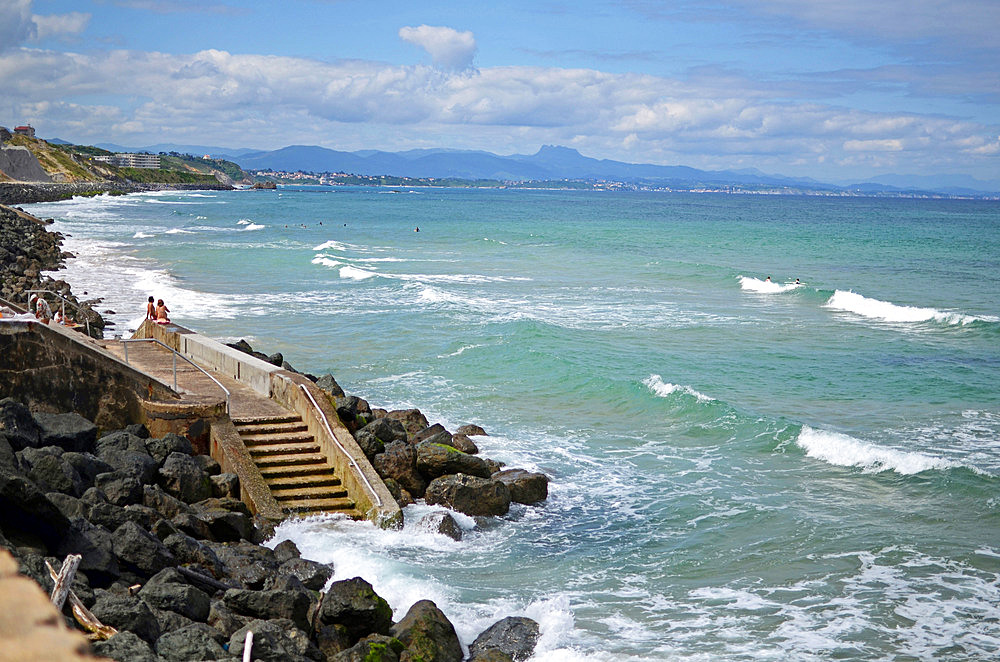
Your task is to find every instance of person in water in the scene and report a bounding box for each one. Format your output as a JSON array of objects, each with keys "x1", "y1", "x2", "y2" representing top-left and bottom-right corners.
[
  {"x1": 146, "y1": 296, "x2": 156, "y2": 320},
  {"x1": 764, "y1": 276, "x2": 772, "y2": 282},
  {"x1": 155, "y1": 299, "x2": 170, "y2": 324}
]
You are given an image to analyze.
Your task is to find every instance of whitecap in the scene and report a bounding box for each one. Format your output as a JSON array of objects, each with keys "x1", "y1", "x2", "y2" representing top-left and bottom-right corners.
[
  {"x1": 796, "y1": 426, "x2": 960, "y2": 475},
  {"x1": 132, "y1": 232, "x2": 153, "y2": 238},
  {"x1": 739, "y1": 276, "x2": 802, "y2": 293},
  {"x1": 240, "y1": 223, "x2": 265, "y2": 231},
  {"x1": 340, "y1": 266, "x2": 377, "y2": 280},
  {"x1": 643, "y1": 374, "x2": 714, "y2": 402},
  {"x1": 165, "y1": 228, "x2": 195, "y2": 234},
  {"x1": 824, "y1": 290, "x2": 987, "y2": 325},
  {"x1": 313, "y1": 240, "x2": 349, "y2": 251},
  {"x1": 311, "y1": 256, "x2": 342, "y2": 269}
]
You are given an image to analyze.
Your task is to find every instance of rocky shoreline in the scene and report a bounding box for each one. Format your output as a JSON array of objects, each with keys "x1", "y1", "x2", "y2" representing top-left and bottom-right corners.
[
  {"x1": 0, "y1": 181, "x2": 232, "y2": 206},
  {"x1": 0, "y1": 203, "x2": 106, "y2": 337}
]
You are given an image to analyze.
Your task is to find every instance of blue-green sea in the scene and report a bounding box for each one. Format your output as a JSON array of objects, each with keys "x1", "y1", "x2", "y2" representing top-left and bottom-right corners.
[{"x1": 27, "y1": 188, "x2": 1000, "y2": 660}]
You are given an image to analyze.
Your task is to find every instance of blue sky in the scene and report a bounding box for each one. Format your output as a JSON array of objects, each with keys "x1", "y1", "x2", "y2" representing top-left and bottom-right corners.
[{"x1": 2, "y1": 0, "x2": 998, "y2": 183}]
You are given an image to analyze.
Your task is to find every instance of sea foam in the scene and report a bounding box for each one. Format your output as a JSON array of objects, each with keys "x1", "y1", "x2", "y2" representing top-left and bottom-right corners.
[
  {"x1": 824, "y1": 290, "x2": 987, "y2": 325},
  {"x1": 739, "y1": 276, "x2": 803, "y2": 293},
  {"x1": 796, "y1": 426, "x2": 960, "y2": 475},
  {"x1": 643, "y1": 374, "x2": 714, "y2": 402}
]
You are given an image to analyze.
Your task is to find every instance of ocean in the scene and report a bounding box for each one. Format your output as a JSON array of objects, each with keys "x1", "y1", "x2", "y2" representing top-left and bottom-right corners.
[{"x1": 25, "y1": 187, "x2": 1000, "y2": 660}]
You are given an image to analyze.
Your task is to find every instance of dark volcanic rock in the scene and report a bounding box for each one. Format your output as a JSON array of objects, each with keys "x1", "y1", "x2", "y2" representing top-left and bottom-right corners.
[
  {"x1": 144, "y1": 433, "x2": 193, "y2": 465},
  {"x1": 223, "y1": 587, "x2": 313, "y2": 631},
  {"x1": 58, "y1": 517, "x2": 119, "y2": 580},
  {"x1": 413, "y1": 423, "x2": 451, "y2": 445},
  {"x1": 92, "y1": 630, "x2": 158, "y2": 662},
  {"x1": 384, "y1": 408, "x2": 429, "y2": 440},
  {"x1": 279, "y1": 557, "x2": 334, "y2": 591},
  {"x1": 416, "y1": 441, "x2": 494, "y2": 480},
  {"x1": 210, "y1": 471, "x2": 239, "y2": 499},
  {"x1": 95, "y1": 470, "x2": 143, "y2": 506},
  {"x1": 229, "y1": 619, "x2": 324, "y2": 662},
  {"x1": 331, "y1": 634, "x2": 404, "y2": 662},
  {"x1": 90, "y1": 590, "x2": 161, "y2": 644},
  {"x1": 61, "y1": 451, "x2": 112, "y2": 485},
  {"x1": 391, "y1": 599, "x2": 463, "y2": 662},
  {"x1": 335, "y1": 396, "x2": 373, "y2": 431},
  {"x1": 33, "y1": 412, "x2": 97, "y2": 452},
  {"x1": 158, "y1": 452, "x2": 212, "y2": 503},
  {"x1": 354, "y1": 418, "x2": 408, "y2": 459},
  {"x1": 373, "y1": 441, "x2": 426, "y2": 498},
  {"x1": 456, "y1": 424, "x2": 488, "y2": 437},
  {"x1": 27, "y1": 452, "x2": 85, "y2": 496},
  {"x1": 316, "y1": 373, "x2": 345, "y2": 398},
  {"x1": 418, "y1": 512, "x2": 463, "y2": 541},
  {"x1": 139, "y1": 567, "x2": 212, "y2": 622},
  {"x1": 469, "y1": 616, "x2": 541, "y2": 662},
  {"x1": 424, "y1": 474, "x2": 511, "y2": 517},
  {"x1": 142, "y1": 484, "x2": 191, "y2": 519},
  {"x1": 111, "y1": 520, "x2": 176, "y2": 577},
  {"x1": 493, "y1": 469, "x2": 549, "y2": 505},
  {"x1": 0, "y1": 398, "x2": 42, "y2": 450},
  {"x1": 209, "y1": 540, "x2": 279, "y2": 589},
  {"x1": 449, "y1": 433, "x2": 479, "y2": 455},
  {"x1": 319, "y1": 576, "x2": 394, "y2": 641},
  {"x1": 154, "y1": 622, "x2": 228, "y2": 661},
  {"x1": 0, "y1": 465, "x2": 71, "y2": 550}
]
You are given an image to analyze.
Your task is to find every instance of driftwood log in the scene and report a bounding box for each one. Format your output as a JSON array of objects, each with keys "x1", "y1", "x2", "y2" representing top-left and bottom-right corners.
[{"x1": 45, "y1": 559, "x2": 118, "y2": 641}]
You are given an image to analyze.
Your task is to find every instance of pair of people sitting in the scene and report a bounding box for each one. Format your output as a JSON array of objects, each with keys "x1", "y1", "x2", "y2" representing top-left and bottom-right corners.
[{"x1": 146, "y1": 296, "x2": 170, "y2": 324}]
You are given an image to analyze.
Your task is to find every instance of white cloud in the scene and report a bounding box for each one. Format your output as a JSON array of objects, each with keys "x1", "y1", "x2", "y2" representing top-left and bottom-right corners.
[
  {"x1": 0, "y1": 0, "x2": 36, "y2": 49},
  {"x1": 399, "y1": 25, "x2": 477, "y2": 71},
  {"x1": 0, "y1": 45, "x2": 996, "y2": 180},
  {"x1": 32, "y1": 12, "x2": 91, "y2": 40}
]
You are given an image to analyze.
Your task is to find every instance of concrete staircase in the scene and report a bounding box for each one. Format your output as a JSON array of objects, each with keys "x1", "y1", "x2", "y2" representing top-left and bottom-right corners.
[{"x1": 234, "y1": 414, "x2": 360, "y2": 517}]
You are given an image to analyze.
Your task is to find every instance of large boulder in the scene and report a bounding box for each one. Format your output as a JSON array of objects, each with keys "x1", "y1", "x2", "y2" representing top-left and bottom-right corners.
[
  {"x1": 335, "y1": 396, "x2": 373, "y2": 431},
  {"x1": 278, "y1": 556, "x2": 334, "y2": 591},
  {"x1": 90, "y1": 590, "x2": 161, "y2": 644},
  {"x1": 158, "y1": 452, "x2": 212, "y2": 504},
  {"x1": 27, "y1": 452, "x2": 85, "y2": 496},
  {"x1": 424, "y1": 474, "x2": 511, "y2": 517},
  {"x1": 373, "y1": 441, "x2": 426, "y2": 498},
  {"x1": 223, "y1": 587, "x2": 313, "y2": 631},
  {"x1": 492, "y1": 469, "x2": 549, "y2": 505},
  {"x1": 33, "y1": 412, "x2": 97, "y2": 453},
  {"x1": 417, "y1": 512, "x2": 463, "y2": 541},
  {"x1": 228, "y1": 619, "x2": 324, "y2": 662},
  {"x1": 95, "y1": 470, "x2": 143, "y2": 506},
  {"x1": 330, "y1": 635, "x2": 404, "y2": 662},
  {"x1": 191, "y1": 497, "x2": 255, "y2": 541},
  {"x1": 415, "y1": 441, "x2": 493, "y2": 480},
  {"x1": 456, "y1": 424, "x2": 488, "y2": 437},
  {"x1": 142, "y1": 484, "x2": 191, "y2": 519},
  {"x1": 318, "y1": 577, "x2": 394, "y2": 642},
  {"x1": 384, "y1": 409, "x2": 429, "y2": 440},
  {"x1": 448, "y1": 433, "x2": 479, "y2": 455},
  {"x1": 92, "y1": 631, "x2": 158, "y2": 662},
  {"x1": 354, "y1": 418, "x2": 408, "y2": 459},
  {"x1": 209, "y1": 540, "x2": 279, "y2": 589},
  {"x1": 412, "y1": 424, "x2": 451, "y2": 445},
  {"x1": 0, "y1": 398, "x2": 41, "y2": 450},
  {"x1": 316, "y1": 374, "x2": 346, "y2": 398},
  {"x1": 61, "y1": 451, "x2": 112, "y2": 486},
  {"x1": 144, "y1": 433, "x2": 193, "y2": 466},
  {"x1": 139, "y1": 568, "x2": 212, "y2": 622},
  {"x1": 111, "y1": 520, "x2": 176, "y2": 577},
  {"x1": 468, "y1": 617, "x2": 541, "y2": 662},
  {"x1": 58, "y1": 517, "x2": 119, "y2": 580},
  {"x1": 0, "y1": 466, "x2": 71, "y2": 550},
  {"x1": 154, "y1": 623, "x2": 228, "y2": 661},
  {"x1": 391, "y1": 599, "x2": 463, "y2": 662},
  {"x1": 97, "y1": 447, "x2": 158, "y2": 485}
]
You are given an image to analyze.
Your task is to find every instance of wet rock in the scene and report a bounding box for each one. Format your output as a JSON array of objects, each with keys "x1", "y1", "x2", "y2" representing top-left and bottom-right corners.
[
  {"x1": 318, "y1": 576, "x2": 394, "y2": 641},
  {"x1": 469, "y1": 616, "x2": 540, "y2": 662},
  {"x1": 273, "y1": 539, "x2": 301, "y2": 564},
  {"x1": 278, "y1": 557, "x2": 334, "y2": 591},
  {"x1": 382, "y1": 477, "x2": 414, "y2": 508},
  {"x1": 493, "y1": 469, "x2": 549, "y2": 505},
  {"x1": 91, "y1": 630, "x2": 158, "y2": 662},
  {"x1": 424, "y1": 474, "x2": 511, "y2": 517},
  {"x1": 154, "y1": 622, "x2": 228, "y2": 661},
  {"x1": 418, "y1": 512, "x2": 463, "y2": 541},
  {"x1": 449, "y1": 433, "x2": 479, "y2": 455},
  {"x1": 90, "y1": 590, "x2": 160, "y2": 644},
  {"x1": 209, "y1": 540, "x2": 279, "y2": 589},
  {"x1": 391, "y1": 599, "x2": 463, "y2": 662},
  {"x1": 335, "y1": 396, "x2": 373, "y2": 431},
  {"x1": 456, "y1": 424, "x2": 488, "y2": 437},
  {"x1": 158, "y1": 452, "x2": 212, "y2": 503},
  {"x1": 413, "y1": 423, "x2": 451, "y2": 445},
  {"x1": 33, "y1": 412, "x2": 97, "y2": 453},
  {"x1": 416, "y1": 441, "x2": 494, "y2": 480},
  {"x1": 373, "y1": 441, "x2": 426, "y2": 498}
]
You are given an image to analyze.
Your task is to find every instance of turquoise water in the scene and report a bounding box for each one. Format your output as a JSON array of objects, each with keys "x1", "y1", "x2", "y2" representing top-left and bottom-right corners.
[{"x1": 27, "y1": 189, "x2": 1000, "y2": 660}]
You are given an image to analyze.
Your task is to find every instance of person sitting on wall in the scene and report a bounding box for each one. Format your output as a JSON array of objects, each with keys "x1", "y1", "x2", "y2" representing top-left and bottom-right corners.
[
  {"x1": 146, "y1": 295, "x2": 156, "y2": 320},
  {"x1": 155, "y1": 299, "x2": 170, "y2": 324},
  {"x1": 29, "y1": 295, "x2": 52, "y2": 324}
]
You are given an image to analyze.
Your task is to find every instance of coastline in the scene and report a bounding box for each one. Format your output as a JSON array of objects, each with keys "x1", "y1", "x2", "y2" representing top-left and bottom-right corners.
[{"x1": 0, "y1": 181, "x2": 233, "y2": 206}]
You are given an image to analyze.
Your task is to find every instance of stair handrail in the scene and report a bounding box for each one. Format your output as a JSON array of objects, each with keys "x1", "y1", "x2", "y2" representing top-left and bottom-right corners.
[
  {"x1": 299, "y1": 384, "x2": 382, "y2": 508},
  {"x1": 121, "y1": 337, "x2": 231, "y2": 415},
  {"x1": 24, "y1": 289, "x2": 91, "y2": 337}
]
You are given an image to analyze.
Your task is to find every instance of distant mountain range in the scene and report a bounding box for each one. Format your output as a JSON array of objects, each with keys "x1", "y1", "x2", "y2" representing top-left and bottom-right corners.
[{"x1": 89, "y1": 141, "x2": 1000, "y2": 196}]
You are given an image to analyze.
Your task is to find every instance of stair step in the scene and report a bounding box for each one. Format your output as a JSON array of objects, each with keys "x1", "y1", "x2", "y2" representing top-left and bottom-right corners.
[
  {"x1": 281, "y1": 496, "x2": 356, "y2": 513},
  {"x1": 255, "y1": 453, "x2": 327, "y2": 468},
  {"x1": 234, "y1": 415, "x2": 301, "y2": 427},
  {"x1": 259, "y1": 463, "x2": 333, "y2": 478},
  {"x1": 266, "y1": 475, "x2": 343, "y2": 490},
  {"x1": 272, "y1": 485, "x2": 349, "y2": 500},
  {"x1": 241, "y1": 431, "x2": 314, "y2": 445},
  {"x1": 247, "y1": 442, "x2": 320, "y2": 456},
  {"x1": 236, "y1": 421, "x2": 308, "y2": 436}
]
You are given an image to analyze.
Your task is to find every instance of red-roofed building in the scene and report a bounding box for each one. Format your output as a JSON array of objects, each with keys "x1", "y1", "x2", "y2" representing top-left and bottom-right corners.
[{"x1": 14, "y1": 125, "x2": 35, "y2": 138}]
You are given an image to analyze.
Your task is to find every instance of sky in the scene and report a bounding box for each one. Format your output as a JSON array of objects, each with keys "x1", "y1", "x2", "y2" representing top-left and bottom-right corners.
[{"x1": 2, "y1": 0, "x2": 999, "y2": 184}]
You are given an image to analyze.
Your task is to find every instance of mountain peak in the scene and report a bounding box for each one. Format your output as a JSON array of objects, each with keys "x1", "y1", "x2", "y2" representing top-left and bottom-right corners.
[{"x1": 536, "y1": 145, "x2": 582, "y2": 157}]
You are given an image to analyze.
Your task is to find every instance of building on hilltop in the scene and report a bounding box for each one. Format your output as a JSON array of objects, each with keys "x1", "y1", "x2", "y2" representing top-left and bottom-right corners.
[
  {"x1": 14, "y1": 125, "x2": 35, "y2": 138},
  {"x1": 93, "y1": 152, "x2": 161, "y2": 169}
]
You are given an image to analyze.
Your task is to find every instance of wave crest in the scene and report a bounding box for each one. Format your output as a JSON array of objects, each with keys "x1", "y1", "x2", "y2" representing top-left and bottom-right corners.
[
  {"x1": 824, "y1": 290, "x2": 989, "y2": 325},
  {"x1": 796, "y1": 426, "x2": 960, "y2": 475},
  {"x1": 739, "y1": 276, "x2": 802, "y2": 293},
  {"x1": 643, "y1": 374, "x2": 713, "y2": 402}
]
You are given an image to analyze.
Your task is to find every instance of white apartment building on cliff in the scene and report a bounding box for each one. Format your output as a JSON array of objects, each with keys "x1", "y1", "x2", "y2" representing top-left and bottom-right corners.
[{"x1": 93, "y1": 153, "x2": 161, "y2": 169}]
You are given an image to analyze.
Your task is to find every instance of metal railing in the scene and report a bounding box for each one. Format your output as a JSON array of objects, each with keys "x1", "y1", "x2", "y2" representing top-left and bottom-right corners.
[
  {"x1": 121, "y1": 337, "x2": 231, "y2": 414},
  {"x1": 299, "y1": 383, "x2": 382, "y2": 508},
  {"x1": 25, "y1": 289, "x2": 92, "y2": 337}
]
